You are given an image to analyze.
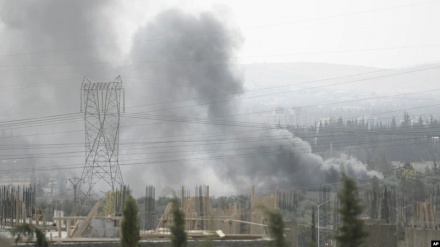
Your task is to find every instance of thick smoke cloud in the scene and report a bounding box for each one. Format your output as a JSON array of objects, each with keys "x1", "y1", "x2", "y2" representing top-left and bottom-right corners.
[
  {"x1": 0, "y1": 0, "x2": 118, "y2": 116},
  {"x1": 0, "y1": 0, "x2": 118, "y2": 180},
  {"x1": 123, "y1": 9, "x2": 244, "y2": 191},
  {"x1": 215, "y1": 129, "x2": 381, "y2": 191},
  {"x1": 0, "y1": 2, "x2": 381, "y2": 195},
  {"x1": 125, "y1": 9, "x2": 381, "y2": 193},
  {"x1": 129, "y1": 9, "x2": 243, "y2": 118}
]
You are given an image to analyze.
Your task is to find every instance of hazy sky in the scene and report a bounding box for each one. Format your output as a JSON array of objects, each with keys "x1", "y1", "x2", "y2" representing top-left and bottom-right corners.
[
  {"x1": 114, "y1": 0, "x2": 440, "y2": 68},
  {"x1": 0, "y1": 0, "x2": 439, "y2": 196}
]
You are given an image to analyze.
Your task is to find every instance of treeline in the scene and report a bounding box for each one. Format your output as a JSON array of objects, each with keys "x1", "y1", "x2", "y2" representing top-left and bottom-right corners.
[
  {"x1": 359, "y1": 175, "x2": 440, "y2": 223},
  {"x1": 289, "y1": 111, "x2": 440, "y2": 170}
]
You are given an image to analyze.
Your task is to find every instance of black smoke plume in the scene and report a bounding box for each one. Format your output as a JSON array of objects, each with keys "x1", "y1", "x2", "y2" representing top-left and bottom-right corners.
[{"x1": 124, "y1": 9, "x2": 380, "y2": 194}]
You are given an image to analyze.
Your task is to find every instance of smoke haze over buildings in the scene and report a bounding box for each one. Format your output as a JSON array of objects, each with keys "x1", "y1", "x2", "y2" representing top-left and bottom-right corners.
[
  {"x1": 0, "y1": 1, "x2": 395, "y2": 196},
  {"x1": 120, "y1": 9, "x2": 380, "y2": 193}
]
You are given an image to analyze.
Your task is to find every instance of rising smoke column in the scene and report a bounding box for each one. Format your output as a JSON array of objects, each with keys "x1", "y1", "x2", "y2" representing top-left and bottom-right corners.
[
  {"x1": 125, "y1": 9, "x2": 381, "y2": 194},
  {"x1": 124, "y1": 9, "x2": 244, "y2": 191},
  {"x1": 129, "y1": 9, "x2": 243, "y2": 118}
]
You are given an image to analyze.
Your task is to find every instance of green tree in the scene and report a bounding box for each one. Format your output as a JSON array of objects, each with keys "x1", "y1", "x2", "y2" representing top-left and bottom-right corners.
[
  {"x1": 104, "y1": 190, "x2": 116, "y2": 216},
  {"x1": 401, "y1": 111, "x2": 411, "y2": 128},
  {"x1": 121, "y1": 191, "x2": 140, "y2": 247},
  {"x1": 170, "y1": 199, "x2": 187, "y2": 247},
  {"x1": 371, "y1": 176, "x2": 379, "y2": 193},
  {"x1": 264, "y1": 208, "x2": 287, "y2": 247},
  {"x1": 390, "y1": 116, "x2": 397, "y2": 129},
  {"x1": 371, "y1": 188, "x2": 378, "y2": 219},
  {"x1": 417, "y1": 116, "x2": 424, "y2": 126},
  {"x1": 335, "y1": 174, "x2": 368, "y2": 247},
  {"x1": 310, "y1": 207, "x2": 316, "y2": 247},
  {"x1": 414, "y1": 178, "x2": 426, "y2": 202},
  {"x1": 380, "y1": 186, "x2": 389, "y2": 223},
  {"x1": 10, "y1": 224, "x2": 48, "y2": 247},
  {"x1": 371, "y1": 176, "x2": 379, "y2": 219},
  {"x1": 425, "y1": 165, "x2": 432, "y2": 175}
]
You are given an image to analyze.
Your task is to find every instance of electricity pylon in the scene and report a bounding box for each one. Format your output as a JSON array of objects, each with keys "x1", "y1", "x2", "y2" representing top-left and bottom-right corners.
[{"x1": 80, "y1": 76, "x2": 124, "y2": 203}]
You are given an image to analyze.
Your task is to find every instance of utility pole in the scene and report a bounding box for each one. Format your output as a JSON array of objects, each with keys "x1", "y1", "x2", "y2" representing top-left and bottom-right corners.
[
  {"x1": 66, "y1": 177, "x2": 83, "y2": 215},
  {"x1": 306, "y1": 199, "x2": 332, "y2": 247}
]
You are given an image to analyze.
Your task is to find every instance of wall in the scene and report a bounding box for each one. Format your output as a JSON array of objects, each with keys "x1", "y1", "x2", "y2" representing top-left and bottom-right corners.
[
  {"x1": 47, "y1": 239, "x2": 270, "y2": 247},
  {"x1": 364, "y1": 223, "x2": 398, "y2": 247},
  {"x1": 398, "y1": 228, "x2": 440, "y2": 247},
  {"x1": 358, "y1": 223, "x2": 440, "y2": 247}
]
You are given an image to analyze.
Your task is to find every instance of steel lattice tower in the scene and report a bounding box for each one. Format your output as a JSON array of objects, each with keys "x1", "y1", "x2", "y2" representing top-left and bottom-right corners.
[{"x1": 80, "y1": 76, "x2": 124, "y2": 201}]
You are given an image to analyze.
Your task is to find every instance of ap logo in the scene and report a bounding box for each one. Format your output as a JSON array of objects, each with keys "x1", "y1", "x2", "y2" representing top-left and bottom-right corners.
[{"x1": 432, "y1": 241, "x2": 440, "y2": 246}]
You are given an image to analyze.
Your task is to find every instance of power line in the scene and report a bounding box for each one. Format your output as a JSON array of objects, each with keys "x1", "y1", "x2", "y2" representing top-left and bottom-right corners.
[
  {"x1": 123, "y1": 85, "x2": 440, "y2": 123},
  {"x1": 0, "y1": 137, "x2": 437, "y2": 175},
  {"x1": 0, "y1": 60, "x2": 438, "y2": 131},
  {"x1": 1, "y1": 103, "x2": 439, "y2": 150},
  {"x1": 0, "y1": 128, "x2": 437, "y2": 163},
  {"x1": 120, "y1": 103, "x2": 440, "y2": 131},
  {"x1": 0, "y1": 113, "x2": 81, "y2": 127},
  {"x1": 124, "y1": 62, "x2": 440, "y2": 113}
]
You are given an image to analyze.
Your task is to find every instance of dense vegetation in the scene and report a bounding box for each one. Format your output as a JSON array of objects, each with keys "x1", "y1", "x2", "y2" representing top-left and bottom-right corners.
[
  {"x1": 289, "y1": 111, "x2": 440, "y2": 170},
  {"x1": 170, "y1": 199, "x2": 187, "y2": 247},
  {"x1": 121, "y1": 191, "x2": 140, "y2": 247},
  {"x1": 335, "y1": 174, "x2": 368, "y2": 247}
]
